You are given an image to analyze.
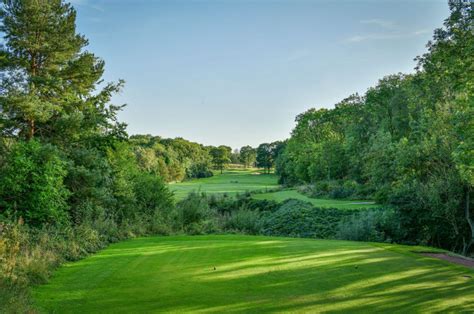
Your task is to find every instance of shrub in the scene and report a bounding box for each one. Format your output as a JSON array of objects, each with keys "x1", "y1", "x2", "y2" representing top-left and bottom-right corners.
[
  {"x1": 223, "y1": 208, "x2": 262, "y2": 234},
  {"x1": 298, "y1": 180, "x2": 371, "y2": 200},
  {"x1": 0, "y1": 141, "x2": 70, "y2": 226},
  {"x1": 186, "y1": 162, "x2": 213, "y2": 179},
  {"x1": 209, "y1": 194, "x2": 280, "y2": 215},
  {"x1": 134, "y1": 173, "x2": 174, "y2": 216},
  {"x1": 336, "y1": 207, "x2": 402, "y2": 243},
  {"x1": 175, "y1": 192, "x2": 218, "y2": 234},
  {"x1": 261, "y1": 199, "x2": 356, "y2": 239}
]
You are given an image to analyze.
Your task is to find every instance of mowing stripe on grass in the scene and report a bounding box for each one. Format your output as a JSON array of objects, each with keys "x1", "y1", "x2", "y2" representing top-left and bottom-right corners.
[{"x1": 33, "y1": 235, "x2": 474, "y2": 313}]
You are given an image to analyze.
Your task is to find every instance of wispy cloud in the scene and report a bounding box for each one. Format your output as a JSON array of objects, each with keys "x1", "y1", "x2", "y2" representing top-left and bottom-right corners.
[
  {"x1": 413, "y1": 29, "x2": 430, "y2": 36},
  {"x1": 345, "y1": 18, "x2": 432, "y2": 44},
  {"x1": 360, "y1": 19, "x2": 396, "y2": 30},
  {"x1": 345, "y1": 34, "x2": 398, "y2": 43},
  {"x1": 344, "y1": 29, "x2": 432, "y2": 44}
]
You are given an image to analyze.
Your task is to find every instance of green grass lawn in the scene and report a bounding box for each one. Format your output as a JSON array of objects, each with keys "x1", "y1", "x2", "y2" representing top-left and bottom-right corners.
[
  {"x1": 33, "y1": 235, "x2": 474, "y2": 313},
  {"x1": 169, "y1": 168, "x2": 279, "y2": 199},
  {"x1": 253, "y1": 190, "x2": 379, "y2": 210},
  {"x1": 170, "y1": 169, "x2": 377, "y2": 209}
]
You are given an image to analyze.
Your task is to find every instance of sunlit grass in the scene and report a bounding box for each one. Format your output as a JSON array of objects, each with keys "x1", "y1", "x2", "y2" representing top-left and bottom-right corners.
[
  {"x1": 170, "y1": 169, "x2": 377, "y2": 209},
  {"x1": 169, "y1": 168, "x2": 279, "y2": 199},
  {"x1": 33, "y1": 235, "x2": 474, "y2": 313}
]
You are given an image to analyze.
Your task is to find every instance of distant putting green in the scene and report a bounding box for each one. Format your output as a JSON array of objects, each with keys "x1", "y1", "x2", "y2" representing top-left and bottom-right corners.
[
  {"x1": 169, "y1": 168, "x2": 279, "y2": 199},
  {"x1": 33, "y1": 235, "x2": 474, "y2": 313},
  {"x1": 253, "y1": 189, "x2": 379, "y2": 209}
]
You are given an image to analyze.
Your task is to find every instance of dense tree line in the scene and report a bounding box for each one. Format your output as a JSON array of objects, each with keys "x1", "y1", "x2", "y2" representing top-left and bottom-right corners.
[
  {"x1": 0, "y1": 0, "x2": 471, "y2": 310},
  {"x1": 0, "y1": 0, "x2": 178, "y2": 229},
  {"x1": 276, "y1": 1, "x2": 473, "y2": 255},
  {"x1": 130, "y1": 135, "x2": 215, "y2": 181},
  {"x1": 0, "y1": 0, "x2": 276, "y2": 288}
]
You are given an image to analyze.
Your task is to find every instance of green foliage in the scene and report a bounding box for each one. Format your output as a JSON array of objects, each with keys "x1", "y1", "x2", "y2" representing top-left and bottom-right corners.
[
  {"x1": 0, "y1": 214, "x2": 176, "y2": 312},
  {"x1": 230, "y1": 148, "x2": 240, "y2": 164},
  {"x1": 0, "y1": 0, "x2": 473, "y2": 310},
  {"x1": 209, "y1": 194, "x2": 280, "y2": 214},
  {"x1": 0, "y1": 140, "x2": 69, "y2": 226},
  {"x1": 223, "y1": 208, "x2": 262, "y2": 234},
  {"x1": 298, "y1": 180, "x2": 370, "y2": 200},
  {"x1": 239, "y1": 145, "x2": 257, "y2": 167},
  {"x1": 64, "y1": 146, "x2": 113, "y2": 225},
  {"x1": 336, "y1": 207, "x2": 403, "y2": 243},
  {"x1": 175, "y1": 192, "x2": 218, "y2": 234},
  {"x1": 210, "y1": 145, "x2": 231, "y2": 173},
  {"x1": 130, "y1": 135, "x2": 214, "y2": 182},
  {"x1": 261, "y1": 200, "x2": 356, "y2": 239},
  {"x1": 0, "y1": 2, "x2": 179, "y2": 310},
  {"x1": 186, "y1": 162, "x2": 213, "y2": 179},
  {"x1": 0, "y1": 0, "x2": 126, "y2": 142},
  {"x1": 256, "y1": 142, "x2": 278, "y2": 173},
  {"x1": 134, "y1": 173, "x2": 173, "y2": 216},
  {"x1": 276, "y1": 2, "x2": 474, "y2": 255}
]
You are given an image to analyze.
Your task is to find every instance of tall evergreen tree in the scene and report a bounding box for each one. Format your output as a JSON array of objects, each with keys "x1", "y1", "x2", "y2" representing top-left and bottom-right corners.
[{"x1": 0, "y1": 0, "x2": 125, "y2": 143}]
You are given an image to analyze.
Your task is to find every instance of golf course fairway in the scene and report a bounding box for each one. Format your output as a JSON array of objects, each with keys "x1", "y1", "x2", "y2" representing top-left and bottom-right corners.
[{"x1": 32, "y1": 235, "x2": 473, "y2": 313}]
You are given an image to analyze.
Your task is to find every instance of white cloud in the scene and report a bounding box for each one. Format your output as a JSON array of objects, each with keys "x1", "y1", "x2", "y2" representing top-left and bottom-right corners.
[
  {"x1": 413, "y1": 29, "x2": 430, "y2": 35},
  {"x1": 344, "y1": 29, "x2": 432, "y2": 44},
  {"x1": 360, "y1": 19, "x2": 396, "y2": 30},
  {"x1": 345, "y1": 34, "x2": 397, "y2": 43}
]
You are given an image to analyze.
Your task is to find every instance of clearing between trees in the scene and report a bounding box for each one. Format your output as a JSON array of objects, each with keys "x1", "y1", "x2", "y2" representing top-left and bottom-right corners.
[
  {"x1": 169, "y1": 168, "x2": 279, "y2": 200},
  {"x1": 170, "y1": 168, "x2": 376, "y2": 210}
]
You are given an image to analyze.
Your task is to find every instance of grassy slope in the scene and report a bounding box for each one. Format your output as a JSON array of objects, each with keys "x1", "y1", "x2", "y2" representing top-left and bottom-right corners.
[
  {"x1": 33, "y1": 235, "x2": 474, "y2": 313},
  {"x1": 253, "y1": 190, "x2": 378, "y2": 210},
  {"x1": 169, "y1": 168, "x2": 279, "y2": 200},
  {"x1": 170, "y1": 169, "x2": 378, "y2": 210}
]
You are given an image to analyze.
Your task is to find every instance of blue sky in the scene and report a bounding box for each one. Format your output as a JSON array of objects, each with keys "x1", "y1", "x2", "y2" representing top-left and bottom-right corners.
[{"x1": 71, "y1": 0, "x2": 449, "y2": 149}]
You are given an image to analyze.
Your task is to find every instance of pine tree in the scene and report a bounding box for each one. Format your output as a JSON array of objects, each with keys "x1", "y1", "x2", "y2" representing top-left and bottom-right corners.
[{"x1": 0, "y1": 0, "x2": 126, "y2": 143}]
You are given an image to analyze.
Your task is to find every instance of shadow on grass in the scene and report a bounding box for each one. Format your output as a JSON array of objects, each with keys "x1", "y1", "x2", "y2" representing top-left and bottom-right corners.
[{"x1": 33, "y1": 236, "x2": 474, "y2": 313}]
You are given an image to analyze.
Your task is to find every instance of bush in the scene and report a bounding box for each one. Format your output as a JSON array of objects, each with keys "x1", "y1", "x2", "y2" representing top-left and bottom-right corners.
[
  {"x1": 261, "y1": 199, "x2": 356, "y2": 239},
  {"x1": 298, "y1": 180, "x2": 371, "y2": 200},
  {"x1": 186, "y1": 162, "x2": 213, "y2": 179},
  {"x1": 223, "y1": 208, "x2": 262, "y2": 234},
  {"x1": 0, "y1": 141, "x2": 70, "y2": 226},
  {"x1": 175, "y1": 192, "x2": 218, "y2": 234},
  {"x1": 208, "y1": 194, "x2": 279, "y2": 215},
  {"x1": 336, "y1": 207, "x2": 402, "y2": 243},
  {"x1": 134, "y1": 173, "x2": 174, "y2": 216}
]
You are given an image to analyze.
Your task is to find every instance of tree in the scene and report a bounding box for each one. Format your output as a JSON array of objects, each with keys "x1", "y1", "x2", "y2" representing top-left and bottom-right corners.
[
  {"x1": 210, "y1": 145, "x2": 231, "y2": 174},
  {"x1": 0, "y1": 0, "x2": 126, "y2": 143},
  {"x1": 415, "y1": 0, "x2": 474, "y2": 255},
  {"x1": 0, "y1": 0, "x2": 129, "y2": 227},
  {"x1": 239, "y1": 145, "x2": 256, "y2": 168},
  {"x1": 273, "y1": 0, "x2": 474, "y2": 255},
  {"x1": 256, "y1": 143, "x2": 274, "y2": 173},
  {"x1": 271, "y1": 141, "x2": 286, "y2": 163},
  {"x1": 230, "y1": 148, "x2": 240, "y2": 164},
  {"x1": 0, "y1": 140, "x2": 70, "y2": 226}
]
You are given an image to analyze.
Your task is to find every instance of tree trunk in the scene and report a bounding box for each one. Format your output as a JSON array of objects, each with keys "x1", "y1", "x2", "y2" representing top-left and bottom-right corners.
[{"x1": 28, "y1": 119, "x2": 35, "y2": 140}]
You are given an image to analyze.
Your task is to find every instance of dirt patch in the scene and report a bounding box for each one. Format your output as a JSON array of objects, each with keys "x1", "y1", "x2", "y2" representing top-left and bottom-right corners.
[{"x1": 420, "y1": 252, "x2": 474, "y2": 269}]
